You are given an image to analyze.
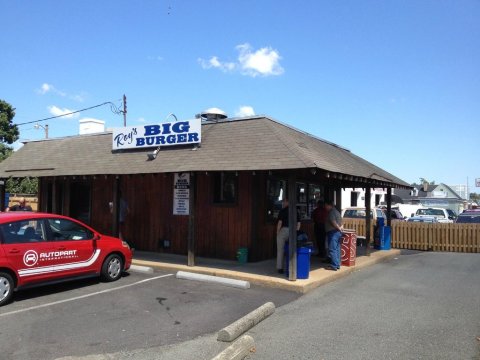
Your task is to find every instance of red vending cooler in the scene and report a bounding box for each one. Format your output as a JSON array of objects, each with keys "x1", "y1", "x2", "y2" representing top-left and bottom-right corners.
[{"x1": 341, "y1": 229, "x2": 357, "y2": 267}]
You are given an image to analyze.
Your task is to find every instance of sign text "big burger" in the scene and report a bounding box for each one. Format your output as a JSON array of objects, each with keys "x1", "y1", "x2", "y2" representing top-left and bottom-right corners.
[{"x1": 112, "y1": 118, "x2": 201, "y2": 150}]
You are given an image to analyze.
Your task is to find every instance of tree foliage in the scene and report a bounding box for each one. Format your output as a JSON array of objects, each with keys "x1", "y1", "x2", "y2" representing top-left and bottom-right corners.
[
  {"x1": 6, "y1": 177, "x2": 38, "y2": 195},
  {"x1": 470, "y1": 193, "x2": 480, "y2": 203},
  {"x1": 0, "y1": 99, "x2": 38, "y2": 195},
  {"x1": 0, "y1": 99, "x2": 19, "y2": 144}
]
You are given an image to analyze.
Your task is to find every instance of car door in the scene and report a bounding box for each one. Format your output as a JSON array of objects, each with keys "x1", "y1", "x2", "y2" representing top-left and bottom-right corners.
[
  {"x1": 44, "y1": 217, "x2": 99, "y2": 277},
  {"x1": 0, "y1": 219, "x2": 55, "y2": 286}
]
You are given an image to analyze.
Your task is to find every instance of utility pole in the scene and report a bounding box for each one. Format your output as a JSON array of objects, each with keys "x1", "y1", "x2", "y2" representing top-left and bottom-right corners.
[{"x1": 123, "y1": 94, "x2": 127, "y2": 126}]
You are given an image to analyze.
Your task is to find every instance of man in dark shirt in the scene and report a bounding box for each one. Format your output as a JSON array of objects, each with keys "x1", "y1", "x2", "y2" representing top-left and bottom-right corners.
[
  {"x1": 276, "y1": 198, "x2": 301, "y2": 274},
  {"x1": 311, "y1": 199, "x2": 328, "y2": 259},
  {"x1": 7, "y1": 197, "x2": 33, "y2": 212}
]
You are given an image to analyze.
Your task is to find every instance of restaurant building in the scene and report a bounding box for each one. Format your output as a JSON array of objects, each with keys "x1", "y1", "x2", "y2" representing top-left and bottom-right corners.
[{"x1": 0, "y1": 112, "x2": 410, "y2": 267}]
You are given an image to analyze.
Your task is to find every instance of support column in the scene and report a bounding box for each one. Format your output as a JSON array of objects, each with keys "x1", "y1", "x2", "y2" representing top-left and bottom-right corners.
[
  {"x1": 64, "y1": 178, "x2": 71, "y2": 216},
  {"x1": 188, "y1": 172, "x2": 196, "y2": 267},
  {"x1": 112, "y1": 176, "x2": 120, "y2": 237},
  {"x1": 51, "y1": 177, "x2": 57, "y2": 214},
  {"x1": 386, "y1": 188, "x2": 392, "y2": 227},
  {"x1": 335, "y1": 188, "x2": 342, "y2": 212},
  {"x1": 0, "y1": 179, "x2": 5, "y2": 212},
  {"x1": 365, "y1": 186, "x2": 372, "y2": 256},
  {"x1": 288, "y1": 172, "x2": 297, "y2": 281}
]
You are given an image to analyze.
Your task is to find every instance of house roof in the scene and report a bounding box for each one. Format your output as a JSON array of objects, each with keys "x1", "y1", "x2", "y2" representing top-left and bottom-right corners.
[{"x1": 0, "y1": 116, "x2": 410, "y2": 188}]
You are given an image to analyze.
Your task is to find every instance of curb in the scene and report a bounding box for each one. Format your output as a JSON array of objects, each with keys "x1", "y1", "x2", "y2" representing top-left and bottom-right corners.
[
  {"x1": 176, "y1": 271, "x2": 250, "y2": 290},
  {"x1": 129, "y1": 264, "x2": 154, "y2": 274},
  {"x1": 217, "y1": 302, "x2": 275, "y2": 342},
  {"x1": 211, "y1": 335, "x2": 255, "y2": 360}
]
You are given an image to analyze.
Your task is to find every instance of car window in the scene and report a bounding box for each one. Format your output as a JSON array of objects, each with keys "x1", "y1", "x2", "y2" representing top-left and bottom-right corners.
[
  {"x1": 343, "y1": 209, "x2": 373, "y2": 218},
  {"x1": 0, "y1": 220, "x2": 46, "y2": 244},
  {"x1": 46, "y1": 218, "x2": 94, "y2": 241},
  {"x1": 456, "y1": 215, "x2": 480, "y2": 224}
]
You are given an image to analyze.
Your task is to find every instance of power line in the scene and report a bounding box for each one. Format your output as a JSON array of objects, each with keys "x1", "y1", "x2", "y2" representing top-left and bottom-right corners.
[{"x1": 14, "y1": 100, "x2": 124, "y2": 126}]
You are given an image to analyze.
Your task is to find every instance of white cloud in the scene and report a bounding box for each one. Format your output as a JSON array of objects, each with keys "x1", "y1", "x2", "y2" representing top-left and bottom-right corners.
[
  {"x1": 198, "y1": 56, "x2": 235, "y2": 72},
  {"x1": 37, "y1": 83, "x2": 52, "y2": 94},
  {"x1": 236, "y1": 44, "x2": 284, "y2": 77},
  {"x1": 37, "y1": 83, "x2": 85, "y2": 102},
  {"x1": 137, "y1": 117, "x2": 146, "y2": 123},
  {"x1": 235, "y1": 106, "x2": 255, "y2": 117},
  {"x1": 199, "y1": 43, "x2": 284, "y2": 77},
  {"x1": 47, "y1": 105, "x2": 79, "y2": 119}
]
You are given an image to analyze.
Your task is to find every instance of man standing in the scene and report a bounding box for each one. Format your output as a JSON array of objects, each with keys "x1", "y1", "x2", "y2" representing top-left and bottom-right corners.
[
  {"x1": 324, "y1": 200, "x2": 343, "y2": 271},
  {"x1": 6, "y1": 197, "x2": 33, "y2": 212},
  {"x1": 276, "y1": 198, "x2": 301, "y2": 274},
  {"x1": 311, "y1": 199, "x2": 328, "y2": 259}
]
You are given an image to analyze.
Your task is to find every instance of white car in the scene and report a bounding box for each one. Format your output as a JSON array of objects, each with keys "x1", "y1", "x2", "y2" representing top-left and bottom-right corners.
[{"x1": 414, "y1": 208, "x2": 454, "y2": 223}]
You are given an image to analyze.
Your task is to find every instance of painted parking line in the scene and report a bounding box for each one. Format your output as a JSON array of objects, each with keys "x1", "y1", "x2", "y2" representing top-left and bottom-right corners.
[{"x1": 0, "y1": 273, "x2": 174, "y2": 318}]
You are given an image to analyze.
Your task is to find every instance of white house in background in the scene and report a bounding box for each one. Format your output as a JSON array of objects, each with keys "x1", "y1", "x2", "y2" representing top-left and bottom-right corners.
[{"x1": 341, "y1": 188, "x2": 387, "y2": 211}]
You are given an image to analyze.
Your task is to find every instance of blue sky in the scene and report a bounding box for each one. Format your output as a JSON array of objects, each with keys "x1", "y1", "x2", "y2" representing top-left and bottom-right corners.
[{"x1": 1, "y1": 0, "x2": 479, "y2": 192}]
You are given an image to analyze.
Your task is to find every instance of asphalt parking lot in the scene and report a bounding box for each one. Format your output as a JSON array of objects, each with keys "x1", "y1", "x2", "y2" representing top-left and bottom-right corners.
[{"x1": 0, "y1": 269, "x2": 300, "y2": 360}]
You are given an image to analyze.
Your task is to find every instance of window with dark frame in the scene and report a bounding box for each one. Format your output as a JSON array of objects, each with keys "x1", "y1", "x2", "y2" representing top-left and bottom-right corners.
[
  {"x1": 266, "y1": 178, "x2": 322, "y2": 222},
  {"x1": 213, "y1": 172, "x2": 238, "y2": 204},
  {"x1": 351, "y1": 192, "x2": 359, "y2": 207},
  {"x1": 375, "y1": 194, "x2": 382, "y2": 206}
]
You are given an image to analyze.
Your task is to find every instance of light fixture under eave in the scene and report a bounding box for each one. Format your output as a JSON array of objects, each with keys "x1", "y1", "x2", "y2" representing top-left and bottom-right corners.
[{"x1": 147, "y1": 146, "x2": 161, "y2": 161}]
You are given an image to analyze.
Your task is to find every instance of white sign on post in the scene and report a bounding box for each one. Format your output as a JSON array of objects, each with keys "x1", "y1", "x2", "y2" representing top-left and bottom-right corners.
[{"x1": 173, "y1": 173, "x2": 190, "y2": 215}]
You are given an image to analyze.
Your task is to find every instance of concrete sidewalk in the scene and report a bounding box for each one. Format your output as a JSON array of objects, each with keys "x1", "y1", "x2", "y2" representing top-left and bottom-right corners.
[{"x1": 132, "y1": 247, "x2": 401, "y2": 293}]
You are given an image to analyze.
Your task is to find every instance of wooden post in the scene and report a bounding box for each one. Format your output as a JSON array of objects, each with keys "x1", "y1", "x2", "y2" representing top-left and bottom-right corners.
[
  {"x1": 0, "y1": 179, "x2": 5, "y2": 212},
  {"x1": 386, "y1": 188, "x2": 392, "y2": 227},
  {"x1": 250, "y1": 171, "x2": 260, "y2": 261},
  {"x1": 188, "y1": 172, "x2": 196, "y2": 267},
  {"x1": 335, "y1": 188, "x2": 342, "y2": 212},
  {"x1": 64, "y1": 178, "x2": 71, "y2": 216},
  {"x1": 112, "y1": 176, "x2": 120, "y2": 237},
  {"x1": 51, "y1": 177, "x2": 57, "y2": 214},
  {"x1": 288, "y1": 172, "x2": 297, "y2": 281},
  {"x1": 365, "y1": 186, "x2": 372, "y2": 256}
]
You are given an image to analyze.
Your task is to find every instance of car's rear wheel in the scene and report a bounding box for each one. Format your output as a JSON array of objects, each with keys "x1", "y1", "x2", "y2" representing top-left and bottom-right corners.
[
  {"x1": 0, "y1": 272, "x2": 14, "y2": 306},
  {"x1": 101, "y1": 254, "x2": 123, "y2": 282}
]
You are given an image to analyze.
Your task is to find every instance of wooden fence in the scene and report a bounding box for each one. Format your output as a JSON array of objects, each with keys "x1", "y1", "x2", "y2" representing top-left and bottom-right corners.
[{"x1": 343, "y1": 219, "x2": 480, "y2": 253}]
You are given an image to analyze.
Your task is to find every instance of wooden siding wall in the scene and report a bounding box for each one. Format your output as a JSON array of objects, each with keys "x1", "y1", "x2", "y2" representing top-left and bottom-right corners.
[
  {"x1": 122, "y1": 174, "x2": 189, "y2": 255},
  {"x1": 195, "y1": 172, "x2": 253, "y2": 259},
  {"x1": 40, "y1": 171, "x2": 318, "y2": 261},
  {"x1": 90, "y1": 177, "x2": 114, "y2": 235},
  {"x1": 343, "y1": 219, "x2": 480, "y2": 253}
]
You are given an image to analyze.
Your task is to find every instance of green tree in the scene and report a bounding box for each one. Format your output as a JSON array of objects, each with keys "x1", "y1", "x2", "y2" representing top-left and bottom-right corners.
[
  {"x1": 6, "y1": 177, "x2": 38, "y2": 195},
  {"x1": 470, "y1": 193, "x2": 480, "y2": 203},
  {"x1": 0, "y1": 99, "x2": 19, "y2": 144},
  {"x1": 0, "y1": 99, "x2": 38, "y2": 195}
]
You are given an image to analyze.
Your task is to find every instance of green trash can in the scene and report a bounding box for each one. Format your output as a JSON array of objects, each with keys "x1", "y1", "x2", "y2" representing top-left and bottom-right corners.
[{"x1": 237, "y1": 247, "x2": 248, "y2": 264}]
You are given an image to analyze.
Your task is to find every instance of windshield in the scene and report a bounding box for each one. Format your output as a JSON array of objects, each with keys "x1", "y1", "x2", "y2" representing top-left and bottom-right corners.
[{"x1": 416, "y1": 209, "x2": 445, "y2": 217}]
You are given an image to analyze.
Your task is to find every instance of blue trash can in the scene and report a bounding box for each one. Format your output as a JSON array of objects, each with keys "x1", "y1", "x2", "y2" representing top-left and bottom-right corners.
[
  {"x1": 375, "y1": 226, "x2": 391, "y2": 250},
  {"x1": 284, "y1": 241, "x2": 313, "y2": 279}
]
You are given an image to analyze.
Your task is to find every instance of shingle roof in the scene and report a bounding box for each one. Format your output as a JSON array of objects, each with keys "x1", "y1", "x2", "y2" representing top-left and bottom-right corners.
[{"x1": 0, "y1": 116, "x2": 410, "y2": 187}]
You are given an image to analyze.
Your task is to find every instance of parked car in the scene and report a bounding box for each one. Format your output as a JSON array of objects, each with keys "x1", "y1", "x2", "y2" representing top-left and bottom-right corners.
[
  {"x1": 342, "y1": 207, "x2": 386, "y2": 221},
  {"x1": 0, "y1": 212, "x2": 133, "y2": 306},
  {"x1": 407, "y1": 216, "x2": 439, "y2": 223},
  {"x1": 455, "y1": 209, "x2": 480, "y2": 224},
  {"x1": 414, "y1": 208, "x2": 455, "y2": 223},
  {"x1": 377, "y1": 207, "x2": 405, "y2": 221}
]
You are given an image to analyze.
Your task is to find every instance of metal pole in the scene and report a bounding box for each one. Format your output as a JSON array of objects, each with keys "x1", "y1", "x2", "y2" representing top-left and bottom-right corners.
[
  {"x1": 288, "y1": 172, "x2": 297, "y2": 281},
  {"x1": 45, "y1": 124, "x2": 49, "y2": 139},
  {"x1": 123, "y1": 94, "x2": 127, "y2": 127}
]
